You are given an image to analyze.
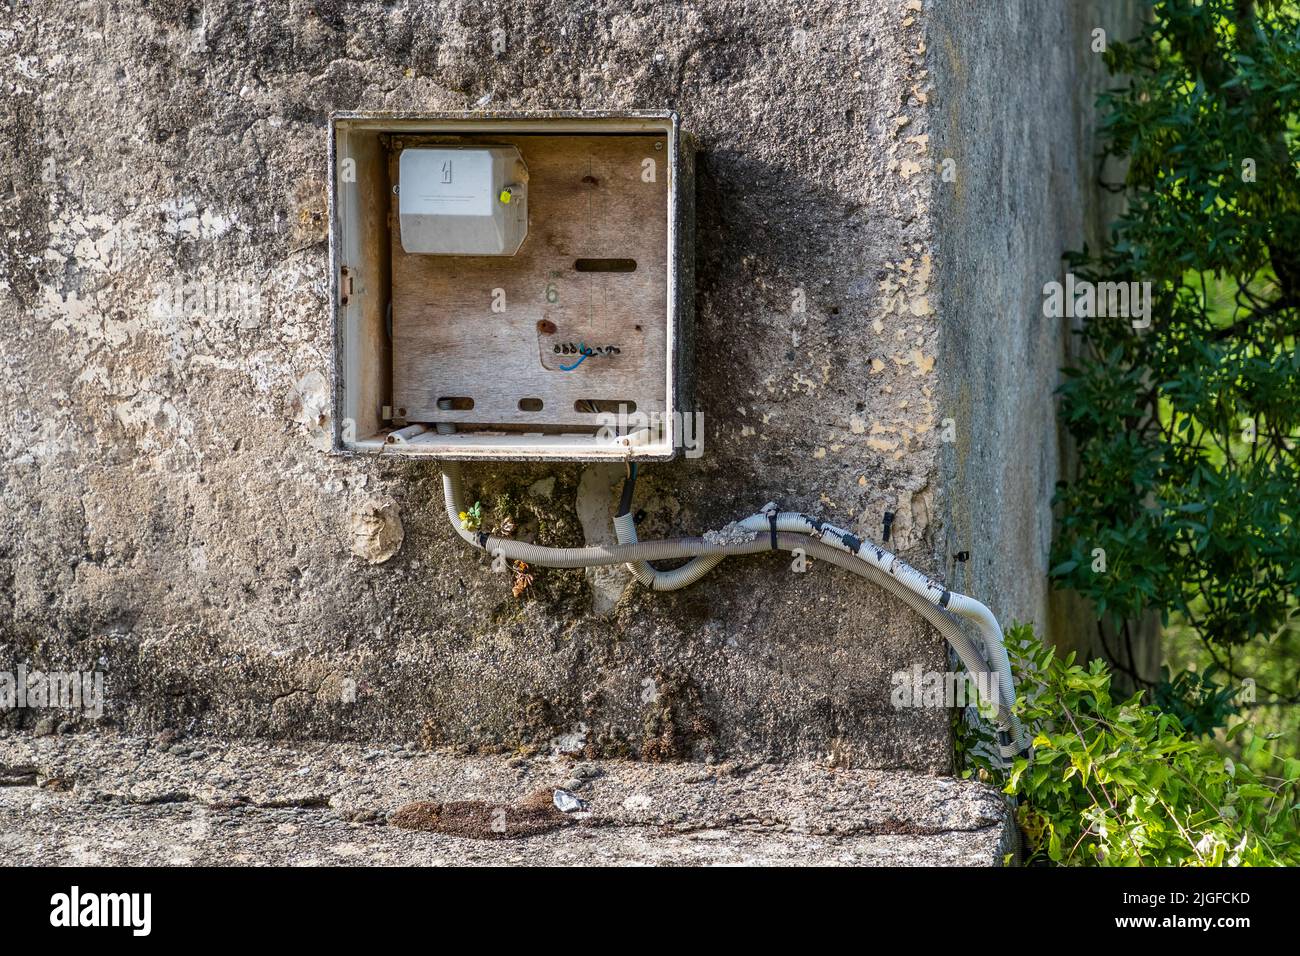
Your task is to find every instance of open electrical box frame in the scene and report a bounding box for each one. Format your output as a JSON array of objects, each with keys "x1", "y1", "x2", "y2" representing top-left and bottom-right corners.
[{"x1": 328, "y1": 111, "x2": 694, "y2": 462}]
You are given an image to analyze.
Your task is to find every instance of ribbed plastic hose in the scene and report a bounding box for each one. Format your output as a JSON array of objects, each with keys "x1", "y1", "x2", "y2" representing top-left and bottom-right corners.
[
  {"x1": 442, "y1": 462, "x2": 1028, "y2": 761},
  {"x1": 614, "y1": 505, "x2": 1023, "y2": 750}
]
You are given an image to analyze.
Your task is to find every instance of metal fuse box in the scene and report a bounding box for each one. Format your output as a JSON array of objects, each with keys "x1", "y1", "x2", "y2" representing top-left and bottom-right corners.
[{"x1": 329, "y1": 112, "x2": 694, "y2": 462}]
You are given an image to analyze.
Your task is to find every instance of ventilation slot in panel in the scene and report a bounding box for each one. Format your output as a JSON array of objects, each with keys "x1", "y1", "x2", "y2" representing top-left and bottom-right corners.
[{"x1": 574, "y1": 258, "x2": 637, "y2": 273}]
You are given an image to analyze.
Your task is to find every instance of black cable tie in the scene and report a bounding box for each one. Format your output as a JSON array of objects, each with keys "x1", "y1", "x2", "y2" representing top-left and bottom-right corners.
[
  {"x1": 882, "y1": 511, "x2": 895, "y2": 543},
  {"x1": 768, "y1": 512, "x2": 779, "y2": 550},
  {"x1": 477, "y1": 531, "x2": 490, "y2": 549}
]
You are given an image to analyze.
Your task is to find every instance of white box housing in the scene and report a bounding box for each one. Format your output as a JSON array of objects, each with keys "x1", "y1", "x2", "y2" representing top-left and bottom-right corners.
[{"x1": 398, "y1": 146, "x2": 528, "y2": 256}]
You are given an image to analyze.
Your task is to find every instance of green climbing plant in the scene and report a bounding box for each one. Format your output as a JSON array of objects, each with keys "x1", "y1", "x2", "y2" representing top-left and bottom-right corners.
[
  {"x1": 1051, "y1": 0, "x2": 1300, "y2": 738},
  {"x1": 961, "y1": 626, "x2": 1300, "y2": 866}
]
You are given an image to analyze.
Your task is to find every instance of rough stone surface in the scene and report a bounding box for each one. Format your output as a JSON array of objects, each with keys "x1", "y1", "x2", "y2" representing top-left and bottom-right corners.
[
  {"x1": 0, "y1": 1, "x2": 1125, "y2": 773},
  {"x1": 0, "y1": 0, "x2": 951, "y2": 769},
  {"x1": 0, "y1": 730, "x2": 1011, "y2": 865}
]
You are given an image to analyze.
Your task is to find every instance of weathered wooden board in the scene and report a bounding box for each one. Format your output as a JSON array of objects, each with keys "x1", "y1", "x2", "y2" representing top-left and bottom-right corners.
[{"x1": 390, "y1": 134, "x2": 669, "y2": 426}]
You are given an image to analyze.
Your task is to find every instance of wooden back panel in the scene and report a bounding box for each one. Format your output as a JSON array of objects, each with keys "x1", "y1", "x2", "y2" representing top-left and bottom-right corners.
[{"x1": 390, "y1": 134, "x2": 669, "y2": 426}]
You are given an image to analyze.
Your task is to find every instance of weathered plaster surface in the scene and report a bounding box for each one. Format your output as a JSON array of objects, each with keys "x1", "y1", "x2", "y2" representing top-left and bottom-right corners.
[
  {"x1": 927, "y1": 0, "x2": 1139, "y2": 652},
  {"x1": 0, "y1": 0, "x2": 953, "y2": 769},
  {"x1": 0, "y1": 0, "x2": 1124, "y2": 771}
]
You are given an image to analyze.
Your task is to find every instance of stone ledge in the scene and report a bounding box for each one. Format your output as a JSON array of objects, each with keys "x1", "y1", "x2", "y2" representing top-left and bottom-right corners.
[{"x1": 0, "y1": 730, "x2": 1010, "y2": 866}]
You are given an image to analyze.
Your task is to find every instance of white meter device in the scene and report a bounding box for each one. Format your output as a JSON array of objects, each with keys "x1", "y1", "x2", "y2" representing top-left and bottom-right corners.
[{"x1": 398, "y1": 146, "x2": 528, "y2": 256}]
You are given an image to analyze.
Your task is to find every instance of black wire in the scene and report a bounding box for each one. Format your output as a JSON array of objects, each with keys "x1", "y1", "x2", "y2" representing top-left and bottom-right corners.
[{"x1": 617, "y1": 463, "x2": 638, "y2": 516}]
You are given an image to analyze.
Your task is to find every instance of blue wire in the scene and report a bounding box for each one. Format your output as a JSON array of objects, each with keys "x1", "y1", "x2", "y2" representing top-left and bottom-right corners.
[{"x1": 559, "y1": 343, "x2": 594, "y2": 371}]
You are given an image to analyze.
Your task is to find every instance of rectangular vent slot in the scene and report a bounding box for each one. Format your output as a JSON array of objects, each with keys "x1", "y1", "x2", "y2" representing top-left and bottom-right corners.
[
  {"x1": 574, "y1": 399, "x2": 637, "y2": 414},
  {"x1": 574, "y1": 258, "x2": 637, "y2": 273}
]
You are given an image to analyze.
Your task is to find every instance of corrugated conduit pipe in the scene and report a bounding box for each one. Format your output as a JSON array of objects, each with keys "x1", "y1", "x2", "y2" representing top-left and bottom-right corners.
[{"x1": 442, "y1": 461, "x2": 1028, "y2": 763}]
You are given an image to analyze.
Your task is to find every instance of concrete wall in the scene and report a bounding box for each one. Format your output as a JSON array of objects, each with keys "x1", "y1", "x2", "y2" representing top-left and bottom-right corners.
[
  {"x1": 928, "y1": 0, "x2": 1140, "y2": 655},
  {"x1": 0, "y1": 0, "x2": 1126, "y2": 768}
]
